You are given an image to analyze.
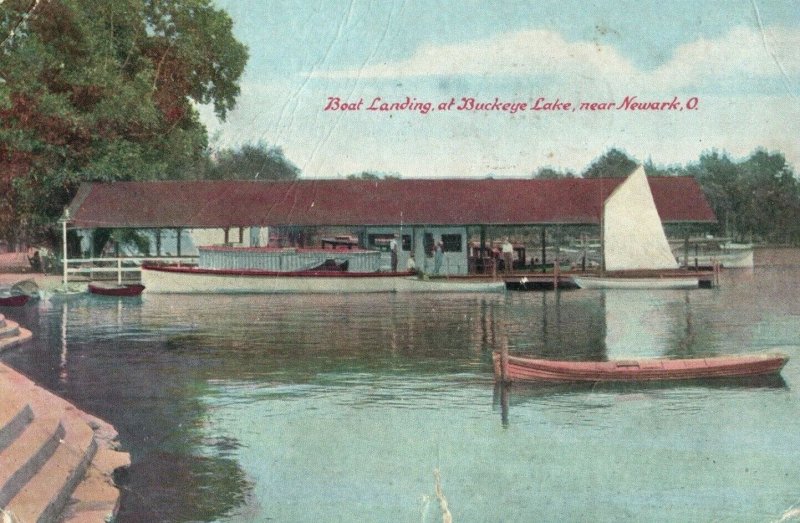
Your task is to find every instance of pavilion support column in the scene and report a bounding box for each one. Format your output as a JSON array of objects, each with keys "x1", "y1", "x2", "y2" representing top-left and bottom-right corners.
[
  {"x1": 541, "y1": 227, "x2": 547, "y2": 274},
  {"x1": 155, "y1": 229, "x2": 162, "y2": 257},
  {"x1": 599, "y1": 220, "x2": 605, "y2": 272},
  {"x1": 479, "y1": 226, "x2": 487, "y2": 273},
  {"x1": 224, "y1": 228, "x2": 230, "y2": 245},
  {"x1": 683, "y1": 231, "x2": 690, "y2": 269},
  {"x1": 176, "y1": 228, "x2": 183, "y2": 257}
]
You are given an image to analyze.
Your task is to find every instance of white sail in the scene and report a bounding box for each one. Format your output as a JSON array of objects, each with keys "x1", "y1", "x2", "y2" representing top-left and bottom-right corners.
[{"x1": 603, "y1": 166, "x2": 678, "y2": 271}]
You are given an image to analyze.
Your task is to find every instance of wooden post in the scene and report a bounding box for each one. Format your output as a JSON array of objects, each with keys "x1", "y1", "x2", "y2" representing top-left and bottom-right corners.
[
  {"x1": 540, "y1": 227, "x2": 547, "y2": 273},
  {"x1": 683, "y1": 233, "x2": 690, "y2": 269},
  {"x1": 61, "y1": 212, "x2": 68, "y2": 286},
  {"x1": 117, "y1": 258, "x2": 122, "y2": 285},
  {"x1": 176, "y1": 228, "x2": 182, "y2": 257},
  {"x1": 155, "y1": 229, "x2": 162, "y2": 257},
  {"x1": 224, "y1": 228, "x2": 230, "y2": 245},
  {"x1": 553, "y1": 256, "x2": 559, "y2": 289},
  {"x1": 500, "y1": 341, "x2": 509, "y2": 383},
  {"x1": 500, "y1": 382, "x2": 509, "y2": 428}
]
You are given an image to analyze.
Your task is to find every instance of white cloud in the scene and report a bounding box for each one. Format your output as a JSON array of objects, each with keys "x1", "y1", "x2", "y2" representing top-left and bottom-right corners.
[
  {"x1": 309, "y1": 29, "x2": 639, "y2": 80},
  {"x1": 651, "y1": 26, "x2": 800, "y2": 84},
  {"x1": 309, "y1": 26, "x2": 800, "y2": 91}
]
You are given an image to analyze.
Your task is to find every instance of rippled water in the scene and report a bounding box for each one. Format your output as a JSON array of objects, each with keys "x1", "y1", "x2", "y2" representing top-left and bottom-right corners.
[{"x1": 3, "y1": 249, "x2": 800, "y2": 522}]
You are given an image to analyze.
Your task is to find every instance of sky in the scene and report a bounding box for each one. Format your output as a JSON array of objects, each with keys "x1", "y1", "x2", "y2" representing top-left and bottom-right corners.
[{"x1": 200, "y1": 0, "x2": 800, "y2": 179}]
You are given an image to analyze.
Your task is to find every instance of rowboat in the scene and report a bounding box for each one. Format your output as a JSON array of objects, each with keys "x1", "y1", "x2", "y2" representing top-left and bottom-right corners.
[
  {"x1": 88, "y1": 283, "x2": 145, "y2": 297},
  {"x1": 0, "y1": 279, "x2": 39, "y2": 306},
  {"x1": 492, "y1": 352, "x2": 788, "y2": 383},
  {"x1": 0, "y1": 293, "x2": 30, "y2": 307}
]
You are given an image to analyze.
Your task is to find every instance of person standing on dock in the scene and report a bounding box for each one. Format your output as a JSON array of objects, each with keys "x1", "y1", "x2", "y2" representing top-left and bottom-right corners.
[
  {"x1": 389, "y1": 235, "x2": 399, "y2": 272},
  {"x1": 433, "y1": 241, "x2": 444, "y2": 275},
  {"x1": 502, "y1": 238, "x2": 514, "y2": 274},
  {"x1": 406, "y1": 253, "x2": 417, "y2": 273}
]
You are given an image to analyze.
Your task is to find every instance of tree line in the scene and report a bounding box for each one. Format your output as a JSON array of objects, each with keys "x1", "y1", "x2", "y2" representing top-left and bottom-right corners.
[
  {"x1": 1, "y1": 2, "x2": 797, "y2": 249},
  {"x1": 533, "y1": 148, "x2": 800, "y2": 244}
]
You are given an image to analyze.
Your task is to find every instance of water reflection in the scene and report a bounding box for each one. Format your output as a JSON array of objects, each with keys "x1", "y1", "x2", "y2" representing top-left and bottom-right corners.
[
  {"x1": 495, "y1": 288, "x2": 788, "y2": 427},
  {"x1": 507, "y1": 289, "x2": 718, "y2": 362},
  {"x1": 1, "y1": 259, "x2": 798, "y2": 522}
]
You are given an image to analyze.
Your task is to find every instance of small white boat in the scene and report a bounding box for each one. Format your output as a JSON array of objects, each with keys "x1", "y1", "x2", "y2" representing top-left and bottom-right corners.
[
  {"x1": 572, "y1": 273, "x2": 700, "y2": 290},
  {"x1": 672, "y1": 239, "x2": 754, "y2": 269},
  {"x1": 573, "y1": 166, "x2": 705, "y2": 290}
]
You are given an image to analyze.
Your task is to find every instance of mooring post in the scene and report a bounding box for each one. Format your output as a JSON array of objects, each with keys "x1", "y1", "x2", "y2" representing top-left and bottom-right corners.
[
  {"x1": 500, "y1": 340, "x2": 509, "y2": 383},
  {"x1": 553, "y1": 257, "x2": 559, "y2": 290}
]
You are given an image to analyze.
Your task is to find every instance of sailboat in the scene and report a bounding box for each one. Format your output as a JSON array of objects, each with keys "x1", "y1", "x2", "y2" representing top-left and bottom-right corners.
[{"x1": 572, "y1": 166, "x2": 704, "y2": 290}]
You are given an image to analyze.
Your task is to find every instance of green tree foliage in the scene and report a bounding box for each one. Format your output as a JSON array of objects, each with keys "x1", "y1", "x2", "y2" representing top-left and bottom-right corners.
[
  {"x1": 209, "y1": 142, "x2": 300, "y2": 180},
  {"x1": 0, "y1": 0, "x2": 247, "y2": 245},
  {"x1": 550, "y1": 148, "x2": 800, "y2": 244},
  {"x1": 582, "y1": 148, "x2": 638, "y2": 178},
  {"x1": 688, "y1": 149, "x2": 800, "y2": 243},
  {"x1": 532, "y1": 167, "x2": 576, "y2": 179}
]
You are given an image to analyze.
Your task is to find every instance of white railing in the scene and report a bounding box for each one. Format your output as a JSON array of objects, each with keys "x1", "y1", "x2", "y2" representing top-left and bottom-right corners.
[{"x1": 61, "y1": 256, "x2": 198, "y2": 283}]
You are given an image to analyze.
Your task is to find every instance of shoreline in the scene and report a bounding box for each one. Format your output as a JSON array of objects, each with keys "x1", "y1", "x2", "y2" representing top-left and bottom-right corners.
[{"x1": 0, "y1": 315, "x2": 129, "y2": 522}]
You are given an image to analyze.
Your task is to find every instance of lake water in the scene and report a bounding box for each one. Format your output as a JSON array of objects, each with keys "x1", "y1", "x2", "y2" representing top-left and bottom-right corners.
[{"x1": 2, "y1": 249, "x2": 800, "y2": 522}]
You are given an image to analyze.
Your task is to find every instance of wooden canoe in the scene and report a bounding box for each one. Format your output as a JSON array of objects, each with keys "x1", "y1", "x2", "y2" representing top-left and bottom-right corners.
[
  {"x1": 492, "y1": 351, "x2": 788, "y2": 383},
  {"x1": 88, "y1": 283, "x2": 145, "y2": 297}
]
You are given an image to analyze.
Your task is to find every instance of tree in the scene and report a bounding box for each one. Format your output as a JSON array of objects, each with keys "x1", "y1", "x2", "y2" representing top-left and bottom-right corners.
[
  {"x1": 532, "y1": 167, "x2": 575, "y2": 179},
  {"x1": 582, "y1": 148, "x2": 638, "y2": 178},
  {"x1": 0, "y1": 0, "x2": 247, "y2": 245},
  {"x1": 210, "y1": 142, "x2": 300, "y2": 181},
  {"x1": 686, "y1": 149, "x2": 800, "y2": 243}
]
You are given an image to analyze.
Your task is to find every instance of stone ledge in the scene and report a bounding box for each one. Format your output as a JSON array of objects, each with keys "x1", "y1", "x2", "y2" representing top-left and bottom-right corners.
[{"x1": 0, "y1": 361, "x2": 130, "y2": 523}]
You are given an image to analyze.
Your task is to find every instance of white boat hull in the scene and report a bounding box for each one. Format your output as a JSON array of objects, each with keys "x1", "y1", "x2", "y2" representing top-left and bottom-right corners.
[
  {"x1": 141, "y1": 267, "x2": 505, "y2": 294},
  {"x1": 682, "y1": 250, "x2": 754, "y2": 269},
  {"x1": 572, "y1": 275, "x2": 700, "y2": 290}
]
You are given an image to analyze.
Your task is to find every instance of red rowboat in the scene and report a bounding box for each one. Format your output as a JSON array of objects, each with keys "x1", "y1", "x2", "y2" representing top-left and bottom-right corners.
[
  {"x1": 88, "y1": 283, "x2": 145, "y2": 297},
  {"x1": 493, "y1": 351, "x2": 788, "y2": 383},
  {"x1": 0, "y1": 293, "x2": 30, "y2": 307}
]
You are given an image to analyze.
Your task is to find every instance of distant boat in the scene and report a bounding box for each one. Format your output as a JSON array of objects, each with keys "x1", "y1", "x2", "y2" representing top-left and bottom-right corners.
[
  {"x1": 88, "y1": 283, "x2": 145, "y2": 297},
  {"x1": 0, "y1": 279, "x2": 40, "y2": 306},
  {"x1": 672, "y1": 239, "x2": 754, "y2": 269},
  {"x1": 0, "y1": 292, "x2": 30, "y2": 307},
  {"x1": 10, "y1": 279, "x2": 41, "y2": 300},
  {"x1": 492, "y1": 352, "x2": 788, "y2": 383},
  {"x1": 572, "y1": 166, "x2": 705, "y2": 290}
]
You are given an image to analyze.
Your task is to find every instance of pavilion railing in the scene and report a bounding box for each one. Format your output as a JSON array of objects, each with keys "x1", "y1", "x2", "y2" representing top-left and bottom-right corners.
[{"x1": 60, "y1": 256, "x2": 198, "y2": 284}]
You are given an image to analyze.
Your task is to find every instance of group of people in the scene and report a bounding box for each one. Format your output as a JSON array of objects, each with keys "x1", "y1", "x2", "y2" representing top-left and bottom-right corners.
[
  {"x1": 388, "y1": 235, "x2": 444, "y2": 275},
  {"x1": 389, "y1": 235, "x2": 518, "y2": 275}
]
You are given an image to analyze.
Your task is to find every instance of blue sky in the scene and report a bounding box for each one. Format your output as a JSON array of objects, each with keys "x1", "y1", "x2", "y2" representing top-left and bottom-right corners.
[{"x1": 201, "y1": 0, "x2": 800, "y2": 178}]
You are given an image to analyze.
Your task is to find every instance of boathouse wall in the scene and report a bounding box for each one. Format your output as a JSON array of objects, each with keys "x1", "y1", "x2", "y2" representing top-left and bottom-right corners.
[{"x1": 365, "y1": 226, "x2": 468, "y2": 275}]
